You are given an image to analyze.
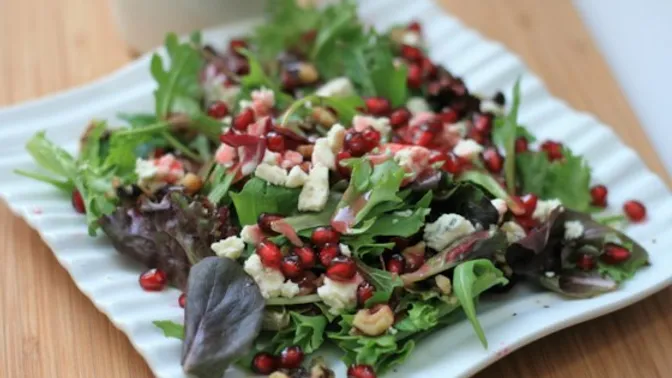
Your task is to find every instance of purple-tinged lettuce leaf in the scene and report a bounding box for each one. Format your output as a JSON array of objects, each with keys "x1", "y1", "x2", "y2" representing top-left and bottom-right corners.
[
  {"x1": 401, "y1": 230, "x2": 507, "y2": 285},
  {"x1": 99, "y1": 189, "x2": 224, "y2": 290},
  {"x1": 505, "y1": 208, "x2": 649, "y2": 297},
  {"x1": 182, "y1": 257, "x2": 265, "y2": 378}
]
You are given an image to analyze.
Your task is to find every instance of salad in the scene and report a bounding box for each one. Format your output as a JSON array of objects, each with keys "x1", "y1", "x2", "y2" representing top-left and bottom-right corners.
[{"x1": 15, "y1": 1, "x2": 651, "y2": 377}]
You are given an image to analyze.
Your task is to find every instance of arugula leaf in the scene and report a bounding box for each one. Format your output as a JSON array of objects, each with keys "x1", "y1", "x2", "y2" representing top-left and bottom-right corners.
[
  {"x1": 452, "y1": 259, "x2": 508, "y2": 348},
  {"x1": 271, "y1": 312, "x2": 328, "y2": 354},
  {"x1": 516, "y1": 148, "x2": 592, "y2": 211},
  {"x1": 117, "y1": 113, "x2": 158, "y2": 128},
  {"x1": 153, "y1": 320, "x2": 185, "y2": 340},
  {"x1": 394, "y1": 302, "x2": 440, "y2": 333},
  {"x1": 328, "y1": 315, "x2": 414, "y2": 374},
  {"x1": 105, "y1": 121, "x2": 170, "y2": 174},
  {"x1": 151, "y1": 33, "x2": 204, "y2": 118},
  {"x1": 363, "y1": 208, "x2": 429, "y2": 237},
  {"x1": 495, "y1": 79, "x2": 521, "y2": 194},
  {"x1": 355, "y1": 160, "x2": 406, "y2": 225},
  {"x1": 207, "y1": 166, "x2": 237, "y2": 205},
  {"x1": 230, "y1": 177, "x2": 301, "y2": 225}
]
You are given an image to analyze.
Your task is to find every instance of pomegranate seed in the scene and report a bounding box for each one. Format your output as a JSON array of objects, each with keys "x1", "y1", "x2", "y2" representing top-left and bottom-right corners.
[
  {"x1": 279, "y1": 345, "x2": 304, "y2": 369},
  {"x1": 540, "y1": 140, "x2": 563, "y2": 161},
  {"x1": 403, "y1": 251, "x2": 425, "y2": 272},
  {"x1": 601, "y1": 243, "x2": 631, "y2": 264},
  {"x1": 386, "y1": 254, "x2": 405, "y2": 274},
  {"x1": 257, "y1": 213, "x2": 283, "y2": 234},
  {"x1": 327, "y1": 255, "x2": 357, "y2": 282},
  {"x1": 281, "y1": 69, "x2": 300, "y2": 91},
  {"x1": 139, "y1": 269, "x2": 167, "y2": 291},
  {"x1": 519, "y1": 194, "x2": 538, "y2": 217},
  {"x1": 347, "y1": 364, "x2": 377, "y2": 378},
  {"x1": 256, "y1": 240, "x2": 283, "y2": 269},
  {"x1": 414, "y1": 130, "x2": 434, "y2": 147},
  {"x1": 266, "y1": 131, "x2": 286, "y2": 152},
  {"x1": 438, "y1": 108, "x2": 459, "y2": 124},
  {"x1": 442, "y1": 153, "x2": 463, "y2": 174},
  {"x1": 311, "y1": 227, "x2": 340, "y2": 247},
  {"x1": 576, "y1": 254, "x2": 596, "y2": 271},
  {"x1": 407, "y1": 63, "x2": 424, "y2": 89},
  {"x1": 318, "y1": 244, "x2": 340, "y2": 267},
  {"x1": 280, "y1": 255, "x2": 303, "y2": 278},
  {"x1": 207, "y1": 101, "x2": 229, "y2": 119},
  {"x1": 229, "y1": 39, "x2": 248, "y2": 55},
  {"x1": 357, "y1": 281, "x2": 375, "y2": 307},
  {"x1": 473, "y1": 113, "x2": 493, "y2": 134},
  {"x1": 400, "y1": 44, "x2": 423, "y2": 63},
  {"x1": 71, "y1": 190, "x2": 85, "y2": 214},
  {"x1": 590, "y1": 185, "x2": 608, "y2": 207},
  {"x1": 407, "y1": 20, "x2": 422, "y2": 33},
  {"x1": 514, "y1": 137, "x2": 529, "y2": 153},
  {"x1": 178, "y1": 293, "x2": 186, "y2": 308},
  {"x1": 302, "y1": 29, "x2": 317, "y2": 43},
  {"x1": 292, "y1": 271, "x2": 318, "y2": 294},
  {"x1": 482, "y1": 147, "x2": 504, "y2": 174},
  {"x1": 233, "y1": 108, "x2": 255, "y2": 131},
  {"x1": 421, "y1": 57, "x2": 438, "y2": 79},
  {"x1": 336, "y1": 150, "x2": 353, "y2": 177},
  {"x1": 362, "y1": 126, "x2": 381, "y2": 146},
  {"x1": 152, "y1": 147, "x2": 165, "y2": 158},
  {"x1": 623, "y1": 200, "x2": 646, "y2": 222},
  {"x1": 233, "y1": 58, "x2": 250, "y2": 75},
  {"x1": 365, "y1": 97, "x2": 391, "y2": 116},
  {"x1": 251, "y1": 352, "x2": 277, "y2": 375},
  {"x1": 344, "y1": 131, "x2": 373, "y2": 157},
  {"x1": 389, "y1": 108, "x2": 411, "y2": 128},
  {"x1": 293, "y1": 246, "x2": 316, "y2": 269}
]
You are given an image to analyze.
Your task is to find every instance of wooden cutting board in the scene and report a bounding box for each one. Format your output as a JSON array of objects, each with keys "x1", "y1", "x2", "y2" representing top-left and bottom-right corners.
[{"x1": 0, "y1": 0, "x2": 670, "y2": 377}]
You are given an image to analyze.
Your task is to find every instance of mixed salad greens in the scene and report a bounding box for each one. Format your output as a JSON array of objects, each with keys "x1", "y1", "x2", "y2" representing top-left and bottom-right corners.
[{"x1": 15, "y1": 1, "x2": 651, "y2": 377}]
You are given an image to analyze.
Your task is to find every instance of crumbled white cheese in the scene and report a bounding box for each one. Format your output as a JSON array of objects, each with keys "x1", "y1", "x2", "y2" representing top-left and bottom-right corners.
[
  {"x1": 240, "y1": 225, "x2": 258, "y2": 244},
  {"x1": 135, "y1": 158, "x2": 158, "y2": 181},
  {"x1": 402, "y1": 31, "x2": 423, "y2": 47},
  {"x1": 285, "y1": 166, "x2": 308, "y2": 188},
  {"x1": 339, "y1": 243, "x2": 352, "y2": 257},
  {"x1": 311, "y1": 138, "x2": 336, "y2": 170},
  {"x1": 406, "y1": 97, "x2": 431, "y2": 115},
  {"x1": 262, "y1": 149, "x2": 281, "y2": 165},
  {"x1": 202, "y1": 64, "x2": 240, "y2": 107},
  {"x1": 255, "y1": 163, "x2": 288, "y2": 186},
  {"x1": 564, "y1": 220, "x2": 584, "y2": 240},
  {"x1": 453, "y1": 139, "x2": 484, "y2": 160},
  {"x1": 423, "y1": 214, "x2": 476, "y2": 251},
  {"x1": 243, "y1": 254, "x2": 299, "y2": 299},
  {"x1": 353, "y1": 115, "x2": 391, "y2": 141},
  {"x1": 317, "y1": 277, "x2": 359, "y2": 314},
  {"x1": 393, "y1": 146, "x2": 430, "y2": 178},
  {"x1": 532, "y1": 199, "x2": 564, "y2": 222},
  {"x1": 501, "y1": 221, "x2": 526, "y2": 243},
  {"x1": 544, "y1": 271, "x2": 556, "y2": 278},
  {"x1": 315, "y1": 77, "x2": 355, "y2": 97},
  {"x1": 211, "y1": 236, "x2": 244, "y2": 260},
  {"x1": 480, "y1": 99, "x2": 504, "y2": 115},
  {"x1": 490, "y1": 199, "x2": 508, "y2": 222},
  {"x1": 298, "y1": 164, "x2": 330, "y2": 212},
  {"x1": 326, "y1": 124, "x2": 346, "y2": 153}
]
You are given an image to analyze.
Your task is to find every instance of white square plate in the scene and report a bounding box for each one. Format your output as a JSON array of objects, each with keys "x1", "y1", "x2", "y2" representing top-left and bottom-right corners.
[{"x1": 0, "y1": 0, "x2": 670, "y2": 377}]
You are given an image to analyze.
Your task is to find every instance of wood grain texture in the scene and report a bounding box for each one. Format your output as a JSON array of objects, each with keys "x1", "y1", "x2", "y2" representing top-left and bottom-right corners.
[{"x1": 0, "y1": 0, "x2": 669, "y2": 377}]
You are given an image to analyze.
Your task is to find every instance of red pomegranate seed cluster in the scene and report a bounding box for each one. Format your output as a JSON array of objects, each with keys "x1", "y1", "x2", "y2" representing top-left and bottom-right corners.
[
  {"x1": 251, "y1": 346, "x2": 304, "y2": 374},
  {"x1": 347, "y1": 364, "x2": 378, "y2": 378}
]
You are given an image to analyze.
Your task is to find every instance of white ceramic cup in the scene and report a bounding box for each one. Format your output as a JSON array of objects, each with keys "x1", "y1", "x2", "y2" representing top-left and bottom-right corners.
[{"x1": 109, "y1": 0, "x2": 266, "y2": 53}]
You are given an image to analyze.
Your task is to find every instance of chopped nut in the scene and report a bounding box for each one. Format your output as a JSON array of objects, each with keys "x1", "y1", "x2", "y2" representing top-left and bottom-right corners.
[
  {"x1": 435, "y1": 275, "x2": 452, "y2": 295},
  {"x1": 388, "y1": 26, "x2": 406, "y2": 45},
  {"x1": 352, "y1": 305, "x2": 395, "y2": 336},
  {"x1": 310, "y1": 357, "x2": 335, "y2": 378},
  {"x1": 297, "y1": 144, "x2": 315, "y2": 158},
  {"x1": 298, "y1": 62, "x2": 319, "y2": 85},
  {"x1": 269, "y1": 371, "x2": 291, "y2": 378},
  {"x1": 311, "y1": 107, "x2": 337, "y2": 128},
  {"x1": 180, "y1": 173, "x2": 203, "y2": 194}
]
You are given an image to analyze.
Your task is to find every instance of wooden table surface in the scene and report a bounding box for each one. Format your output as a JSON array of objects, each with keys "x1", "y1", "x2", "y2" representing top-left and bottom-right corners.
[{"x1": 1, "y1": 0, "x2": 670, "y2": 377}]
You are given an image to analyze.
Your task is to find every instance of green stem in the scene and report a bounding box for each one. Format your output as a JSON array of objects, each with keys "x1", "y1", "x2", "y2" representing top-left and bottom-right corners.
[
  {"x1": 207, "y1": 170, "x2": 236, "y2": 205},
  {"x1": 14, "y1": 170, "x2": 73, "y2": 192},
  {"x1": 161, "y1": 131, "x2": 203, "y2": 162},
  {"x1": 280, "y1": 95, "x2": 318, "y2": 127},
  {"x1": 266, "y1": 294, "x2": 322, "y2": 306}
]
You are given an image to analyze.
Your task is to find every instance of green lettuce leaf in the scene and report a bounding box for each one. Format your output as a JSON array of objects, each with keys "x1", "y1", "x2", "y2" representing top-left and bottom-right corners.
[
  {"x1": 452, "y1": 259, "x2": 508, "y2": 348},
  {"x1": 271, "y1": 312, "x2": 328, "y2": 354},
  {"x1": 153, "y1": 320, "x2": 185, "y2": 340},
  {"x1": 230, "y1": 178, "x2": 301, "y2": 225},
  {"x1": 394, "y1": 302, "x2": 440, "y2": 333},
  {"x1": 516, "y1": 148, "x2": 592, "y2": 211}
]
